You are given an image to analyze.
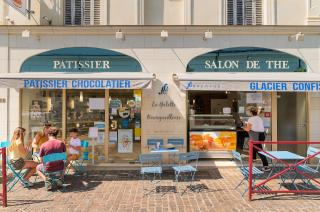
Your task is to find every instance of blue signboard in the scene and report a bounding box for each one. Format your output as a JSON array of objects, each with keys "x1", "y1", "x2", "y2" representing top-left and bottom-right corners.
[
  {"x1": 21, "y1": 47, "x2": 142, "y2": 72},
  {"x1": 187, "y1": 47, "x2": 307, "y2": 72}
]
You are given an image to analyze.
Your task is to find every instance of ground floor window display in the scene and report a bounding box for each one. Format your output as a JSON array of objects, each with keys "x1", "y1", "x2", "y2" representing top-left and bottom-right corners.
[
  {"x1": 188, "y1": 91, "x2": 272, "y2": 158},
  {"x1": 21, "y1": 89, "x2": 142, "y2": 163}
]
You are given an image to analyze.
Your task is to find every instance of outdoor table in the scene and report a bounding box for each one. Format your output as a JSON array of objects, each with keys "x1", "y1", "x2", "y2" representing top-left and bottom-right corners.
[
  {"x1": 150, "y1": 148, "x2": 179, "y2": 167},
  {"x1": 258, "y1": 151, "x2": 305, "y2": 189},
  {"x1": 150, "y1": 148, "x2": 179, "y2": 153}
]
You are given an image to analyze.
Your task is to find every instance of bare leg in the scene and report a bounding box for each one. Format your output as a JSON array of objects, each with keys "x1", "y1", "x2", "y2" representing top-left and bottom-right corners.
[
  {"x1": 23, "y1": 160, "x2": 38, "y2": 180},
  {"x1": 36, "y1": 170, "x2": 46, "y2": 182},
  {"x1": 36, "y1": 164, "x2": 47, "y2": 182}
]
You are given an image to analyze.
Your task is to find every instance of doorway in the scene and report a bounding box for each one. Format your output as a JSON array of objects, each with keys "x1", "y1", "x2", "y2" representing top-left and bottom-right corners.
[{"x1": 277, "y1": 92, "x2": 308, "y2": 155}]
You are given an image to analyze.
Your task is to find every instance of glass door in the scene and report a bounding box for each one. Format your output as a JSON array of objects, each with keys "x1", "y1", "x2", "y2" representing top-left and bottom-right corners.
[
  {"x1": 108, "y1": 89, "x2": 141, "y2": 162},
  {"x1": 277, "y1": 92, "x2": 307, "y2": 155},
  {"x1": 66, "y1": 90, "x2": 106, "y2": 162}
]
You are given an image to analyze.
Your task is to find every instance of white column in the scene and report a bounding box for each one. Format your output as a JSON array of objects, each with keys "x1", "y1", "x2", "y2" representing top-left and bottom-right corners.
[{"x1": 184, "y1": 0, "x2": 192, "y2": 25}]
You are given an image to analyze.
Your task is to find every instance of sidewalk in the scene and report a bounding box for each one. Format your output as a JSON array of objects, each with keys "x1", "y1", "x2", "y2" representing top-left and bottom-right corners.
[{"x1": 3, "y1": 167, "x2": 320, "y2": 212}]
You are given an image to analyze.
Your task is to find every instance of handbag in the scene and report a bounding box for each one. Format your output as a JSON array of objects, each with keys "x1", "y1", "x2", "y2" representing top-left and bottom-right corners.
[{"x1": 10, "y1": 157, "x2": 25, "y2": 170}]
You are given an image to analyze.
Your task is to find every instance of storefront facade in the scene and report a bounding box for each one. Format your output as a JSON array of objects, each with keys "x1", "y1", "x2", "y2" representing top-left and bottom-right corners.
[{"x1": 1, "y1": 26, "x2": 320, "y2": 162}]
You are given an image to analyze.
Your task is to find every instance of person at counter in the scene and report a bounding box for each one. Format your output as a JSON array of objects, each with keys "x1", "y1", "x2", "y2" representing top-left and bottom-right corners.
[
  {"x1": 244, "y1": 107, "x2": 271, "y2": 172},
  {"x1": 234, "y1": 114, "x2": 248, "y2": 150}
]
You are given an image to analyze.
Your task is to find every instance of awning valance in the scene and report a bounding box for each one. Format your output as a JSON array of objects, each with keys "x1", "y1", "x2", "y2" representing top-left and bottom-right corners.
[
  {"x1": 174, "y1": 73, "x2": 320, "y2": 92},
  {"x1": 0, "y1": 72, "x2": 155, "y2": 89}
]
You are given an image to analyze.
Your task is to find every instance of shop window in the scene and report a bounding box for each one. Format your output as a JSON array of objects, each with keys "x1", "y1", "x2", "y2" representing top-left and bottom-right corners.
[
  {"x1": 65, "y1": 0, "x2": 101, "y2": 25},
  {"x1": 66, "y1": 90, "x2": 105, "y2": 162},
  {"x1": 21, "y1": 90, "x2": 63, "y2": 143},
  {"x1": 227, "y1": 0, "x2": 262, "y2": 25},
  {"x1": 188, "y1": 91, "x2": 271, "y2": 155},
  {"x1": 108, "y1": 90, "x2": 141, "y2": 162}
]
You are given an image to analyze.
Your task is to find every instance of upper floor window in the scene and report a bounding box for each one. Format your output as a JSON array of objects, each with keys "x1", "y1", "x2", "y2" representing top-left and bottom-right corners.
[
  {"x1": 227, "y1": 0, "x2": 262, "y2": 25},
  {"x1": 65, "y1": 0, "x2": 100, "y2": 25}
]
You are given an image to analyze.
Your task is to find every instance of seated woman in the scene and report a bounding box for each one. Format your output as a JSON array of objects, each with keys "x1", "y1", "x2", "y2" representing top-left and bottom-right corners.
[
  {"x1": 8, "y1": 127, "x2": 38, "y2": 187},
  {"x1": 32, "y1": 122, "x2": 51, "y2": 154}
]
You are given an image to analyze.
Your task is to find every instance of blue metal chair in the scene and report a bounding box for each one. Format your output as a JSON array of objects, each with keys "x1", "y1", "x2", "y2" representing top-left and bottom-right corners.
[
  {"x1": 147, "y1": 139, "x2": 164, "y2": 150},
  {"x1": 168, "y1": 138, "x2": 184, "y2": 162},
  {"x1": 172, "y1": 152, "x2": 199, "y2": 193},
  {"x1": 6, "y1": 160, "x2": 31, "y2": 191},
  {"x1": 42, "y1": 152, "x2": 67, "y2": 191},
  {"x1": 232, "y1": 150, "x2": 264, "y2": 196},
  {"x1": 1, "y1": 140, "x2": 30, "y2": 191},
  {"x1": 297, "y1": 146, "x2": 320, "y2": 186},
  {"x1": 66, "y1": 140, "x2": 89, "y2": 175},
  {"x1": 139, "y1": 153, "x2": 162, "y2": 194}
]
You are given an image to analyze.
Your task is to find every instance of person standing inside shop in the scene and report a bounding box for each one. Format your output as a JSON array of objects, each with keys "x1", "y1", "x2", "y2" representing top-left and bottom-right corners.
[
  {"x1": 244, "y1": 107, "x2": 270, "y2": 171},
  {"x1": 32, "y1": 122, "x2": 51, "y2": 153}
]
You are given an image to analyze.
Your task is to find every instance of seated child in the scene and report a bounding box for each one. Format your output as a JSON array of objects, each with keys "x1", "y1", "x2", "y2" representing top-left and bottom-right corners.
[{"x1": 67, "y1": 128, "x2": 81, "y2": 165}]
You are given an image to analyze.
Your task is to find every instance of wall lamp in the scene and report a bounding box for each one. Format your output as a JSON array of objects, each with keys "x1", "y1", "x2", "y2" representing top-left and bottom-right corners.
[
  {"x1": 161, "y1": 30, "x2": 168, "y2": 41},
  {"x1": 115, "y1": 30, "x2": 125, "y2": 41},
  {"x1": 21, "y1": 29, "x2": 30, "y2": 38},
  {"x1": 5, "y1": 16, "x2": 14, "y2": 25},
  {"x1": 203, "y1": 30, "x2": 213, "y2": 40},
  {"x1": 288, "y1": 32, "x2": 304, "y2": 42},
  {"x1": 42, "y1": 16, "x2": 52, "y2": 25}
]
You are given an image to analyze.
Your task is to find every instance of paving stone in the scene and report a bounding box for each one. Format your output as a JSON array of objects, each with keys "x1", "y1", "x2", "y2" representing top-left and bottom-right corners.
[{"x1": 2, "y1": 168, "x2": 320, "y2": 211}]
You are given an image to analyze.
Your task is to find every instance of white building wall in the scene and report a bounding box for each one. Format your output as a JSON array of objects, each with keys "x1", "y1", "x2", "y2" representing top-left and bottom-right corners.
[
  {"x1": 109, "y1": 0, "x2": 139, "y2": 25},
  {"x1": 2, "y1": 32, "x2": 320, "y2": 143},
  {"x1": 0, "y1": 0, "x2": 320, "y2": 25},
  {"x1": 275, "y1": 0, "x2": 307, "y2": 25},
  {"x1": 192, "y1": 0, "x2": 221, "y2": 25}
]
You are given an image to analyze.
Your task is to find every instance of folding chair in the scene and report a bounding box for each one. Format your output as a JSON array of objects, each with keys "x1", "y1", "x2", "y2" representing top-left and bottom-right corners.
[
  {"x1": 0, "y1": 141, "x2": 29, "y2": 192},
  {"x1": 6, "y1": 160, "x2": 30, "y2": 191},
  {"x1": 139, "y1": 153, "x2": 162, "y2": 195},
  {"x1": 232, "y1": 150, "x2": 264, "y2": 196},
  {"x1": 172, "y1": 152, "x2": 199, "y2": 194},
  {"x1": 42, "y1": 152, "x2": 67, "y2": 191},
  {"x1": 297, "y1": 146, "x2": 320, "y2": 187},
  {"x1": 66, "y1": 140, "x2": 89, "y2": 175},
  {"x1": 147, "y1": 139, "x2": 164, "y2": 150}
]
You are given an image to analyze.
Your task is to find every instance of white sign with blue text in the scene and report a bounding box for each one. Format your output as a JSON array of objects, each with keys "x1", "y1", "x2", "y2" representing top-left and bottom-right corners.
[
  {"x1": 0, "y1": 79, "x2": 152, "y2": 89},
  {"x1": 180, "y1": 81, "x2": 320, "y2": 92}
]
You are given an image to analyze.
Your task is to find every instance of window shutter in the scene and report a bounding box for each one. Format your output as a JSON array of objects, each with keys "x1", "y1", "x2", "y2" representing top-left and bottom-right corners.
[
  {"x1": 64, "y1": 0, "x2": 72, "y2": 25},
  {"x1": 244, "y1": 0, "x2": 253, "y2": 25},
  {"x1": 83, "y1": 0, "x2": 100, "y2": 25},
  {"x1": 74, "y1": 0, "x2": 83, "y2": 25},
  {"x1": 227, "y1": 0, "x2": 262, "y2": 25},
  {"x1": 83, "y1": 0, "x2": 91, "y2": 25},
  {"x1": 236, "y1": 0, "x2": 244, "y2": 25},
  {"x1": 227, "y1": 0, "x2": 235, "y2": 25},
  {"x1": 255, "y1": 0, "x2": 263, "y2": 25},
  {"x1": 65, "y1": 0, "x2": 99, "y2": 25},
  {"x1": 93, "y1": 0, "x2": 101, "y2": 25}
]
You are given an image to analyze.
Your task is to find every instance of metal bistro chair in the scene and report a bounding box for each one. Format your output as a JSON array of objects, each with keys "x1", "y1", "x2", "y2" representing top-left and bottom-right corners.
[
  {"x1": 66, "y1": 140, "x2": 89, "y2": 175},
  {"x1": 6, "y1": 159, "x2": 31, "y2": 191},
  {"x1": 232, "y1": 150, "x2": 264, "y2": 196},
  {"x1": 168, "y1": 138, "x2": 184, "y2": 163},
  {"x1": 297, "y1": 146, "x2": 320, "y2": 187},
  {"x1": 139, "y1": 153, "x2": 162, "y2": 195},
  {"x1": 172, "y1": 152, "x2": 199, "y2": 193},
  {"x1": 147, "y1": 139, "x2": 164, "y2": 150},
  {"x1": 42, "y1": 152, "x2": 67, "y2": 191},
  {"x1": 0, "y1": 140, "x2": 29, "y2": 191}
]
